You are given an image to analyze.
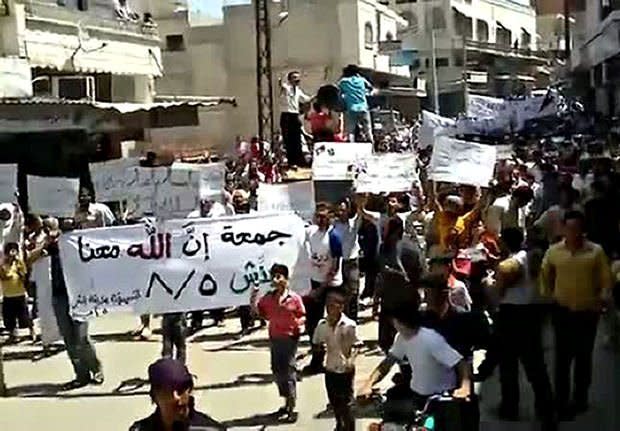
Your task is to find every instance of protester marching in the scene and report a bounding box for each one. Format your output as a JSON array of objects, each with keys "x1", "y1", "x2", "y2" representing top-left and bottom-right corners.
[{"x1": 1, "y1": 65, "x2": 619, "y2": 431}]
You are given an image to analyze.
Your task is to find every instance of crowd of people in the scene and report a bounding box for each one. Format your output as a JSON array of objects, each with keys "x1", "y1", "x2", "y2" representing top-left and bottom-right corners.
[{"x1": 1, "y1": 66, "x2": 619, "y2": 431}]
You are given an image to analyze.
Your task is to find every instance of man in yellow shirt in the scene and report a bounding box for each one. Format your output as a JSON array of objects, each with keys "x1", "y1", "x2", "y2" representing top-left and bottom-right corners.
[{"x1": 540, "y1": 210, "x2": 612, "y2": 419}]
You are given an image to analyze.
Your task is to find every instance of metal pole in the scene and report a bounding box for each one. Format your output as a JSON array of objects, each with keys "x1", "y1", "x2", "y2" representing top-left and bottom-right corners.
[
  {"x1": 563, "y1": 0, "x2": 571, "y2": 61},
  {"x1": 431, "y1": 29, "x2": 440, "y2": 114},
  {"x1": 462, "y1": 34, "x2": 468, "y2": 114}
]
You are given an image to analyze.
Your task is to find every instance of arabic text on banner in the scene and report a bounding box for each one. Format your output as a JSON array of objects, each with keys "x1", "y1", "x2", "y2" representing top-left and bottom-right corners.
[
  {"x1": 89, "y1": 158, "x2": 140, "y2": 202},
  {"x1": 429, "y1": 137, "x2": 497, "y2": 187},
  {"x1": 27, "y1": 175, "x2": 80, "y2": 217},
  {"x1": 354, "y1": 153, "x2": 419, "y2": 194},
  {"x1": 257, "y1": 181, "x2": 315, "y2": 220},
  {"x1": 60, "y1": 213, "x2": 310, "y2": 319},
  {"x1": 0, "y1": 164, "x2": 17, "y2": 202},
  {"x1": 311, "y1": 142, "x2": 373, "y2": 181},
  {"x1": 89, "y1": 160, "x2": 225, "y2": 218}
]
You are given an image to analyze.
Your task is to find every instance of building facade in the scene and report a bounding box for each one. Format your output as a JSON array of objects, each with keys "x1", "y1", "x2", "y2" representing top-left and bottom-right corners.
[
  {"x1": 571, "y1": 0, "x2": 620, "y2": 116},
  {"x1": 0, "y1": 0, "x2": 162, "y2": 102},
  {"x1": 153, "y1": 0, "x2": 413, "y2": 149},
  {"x1": 388, "y1": 0, "x2": 546, "y2": 115}
]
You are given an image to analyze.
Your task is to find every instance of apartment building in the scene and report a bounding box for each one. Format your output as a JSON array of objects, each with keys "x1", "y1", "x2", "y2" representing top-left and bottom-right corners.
[{"x1": 387, "y1": 0, "x2": 547, "y2": 115}]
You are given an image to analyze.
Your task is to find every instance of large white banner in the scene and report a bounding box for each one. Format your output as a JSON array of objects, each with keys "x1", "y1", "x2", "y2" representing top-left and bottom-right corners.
[
  {"x1": 60, "y1": 213, "x2": 309, "y2": 319},
  {"x1": 27, "y1": 175, "x2": 79, "y2": 217},
  {"x1": 90, "y1": 157, "x2": 140, "y2": 202},
  {"x1": 429, "y1": 137, "x2": 497, "y2": 187},
  {"x1": 312, "y1": 143, "x2": 373, "y2": 180},
  {"x1": 355, "y1": 153, "x2": 419, "y2": 194},
  {"x1": 258, "y1": 181, "x2": 315, "y2": 220},
  {"x1": 467, "y1": 94, "x2": 507, "y2": 119},
  {"x1": 89, "y1": 161, "x2": 225, "y2": 218},
  {"x1": 419, "y1": 111, "x2": 456, "y2": 149}
]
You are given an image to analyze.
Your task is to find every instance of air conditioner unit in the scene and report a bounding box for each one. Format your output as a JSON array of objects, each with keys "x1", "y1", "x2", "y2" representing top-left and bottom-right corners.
[{"x1": 51, "y1": 75, "x2": 96, "y2": 101}]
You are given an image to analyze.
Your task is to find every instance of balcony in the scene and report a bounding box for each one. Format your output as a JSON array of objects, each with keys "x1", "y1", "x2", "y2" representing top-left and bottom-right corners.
[
  {"x1": 461, "y1": 39, "x2": 548, "y2": 64},
  {"x1": 23, "y1": 0, "x2": 159, "y2": 43}
]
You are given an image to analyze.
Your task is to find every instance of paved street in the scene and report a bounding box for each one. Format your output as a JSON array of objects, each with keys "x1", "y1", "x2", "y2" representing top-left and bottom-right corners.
[{"x1": 0, "y1": 309, "x2": 618, "y2": 431}]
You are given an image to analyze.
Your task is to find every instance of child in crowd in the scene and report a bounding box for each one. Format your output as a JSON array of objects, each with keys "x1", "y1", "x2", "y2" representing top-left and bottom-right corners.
[
  {"x1": 313, "y1": 290, "x2": 363, "y2": 431},
  {"x1": 251, "y1": 264, "x2": 306, "y2": 423},
  {"x1": 0, "y1": 242, "x2": 35, "y2": 343}
]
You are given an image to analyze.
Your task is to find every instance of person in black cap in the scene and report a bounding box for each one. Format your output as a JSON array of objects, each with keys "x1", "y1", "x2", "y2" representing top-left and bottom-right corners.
[{"x1": 129, "y1": 358, "x2": 225, "y2": 431}]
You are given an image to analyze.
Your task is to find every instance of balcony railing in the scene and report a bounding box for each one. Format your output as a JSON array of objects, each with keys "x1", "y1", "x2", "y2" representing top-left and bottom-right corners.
[
  {"x1": 23, "y1": 1, "x2": 159, "y2": 40},
  {"x1": 463, "y1": 39, "x2": 547, "y2": 61}
]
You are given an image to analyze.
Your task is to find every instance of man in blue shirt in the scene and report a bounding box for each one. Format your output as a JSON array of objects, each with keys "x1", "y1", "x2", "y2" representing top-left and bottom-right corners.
[{"x1": 338, "y1": 64, "x2": 374, "y2": 143}]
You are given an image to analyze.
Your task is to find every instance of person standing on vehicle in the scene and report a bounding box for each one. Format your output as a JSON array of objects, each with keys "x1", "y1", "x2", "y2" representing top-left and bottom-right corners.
[
  {"x1": 338, "y1": 64, "x2": 374, "y2": 144},
  {"x1": 279, "y1": 71, "x2": 312, "y2": 167}
]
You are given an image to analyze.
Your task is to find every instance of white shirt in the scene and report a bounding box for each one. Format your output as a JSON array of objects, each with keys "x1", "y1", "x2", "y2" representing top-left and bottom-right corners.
[
  {"x1": 306, "y1": 225, "x2": 342, "y2": 286},
  {"x1": 332, "y1": 216, "x2": 361, "y2": 260},
  {"x1": 500, "y1": 250, "x2": 537, "y2": 305},
  {"x1": 280, "y1": 82, "x2": 310, "y2": 114},
  {"x1": 187, "y1": 202, "x2": 231, "y2": 219},
  {"x1": 312, "y1": 314, "x2": 361, "y2": 373},
  {"x1": 485, "y1": 196, "x2": 528, "y2": 235},
  {"x1": 389, "y1": 328, "x2": 462, "y2": 396}
]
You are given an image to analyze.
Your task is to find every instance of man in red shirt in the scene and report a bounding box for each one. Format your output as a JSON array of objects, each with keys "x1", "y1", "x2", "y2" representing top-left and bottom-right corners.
[{"x1": 250, "y1": 263, "x2": 306, "y2": 423}]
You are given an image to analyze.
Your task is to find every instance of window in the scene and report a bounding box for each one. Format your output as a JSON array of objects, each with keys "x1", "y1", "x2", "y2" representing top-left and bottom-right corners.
[
  {"x1": 166, "y1": 34, "x2": 185, "y2": 52},
  {"x1": 432, "y1": 7, "x2": 446, "y2": 30},
  {"x1": 364, "y1": 22, "x2": 374, "y2": 48},
  {"x1": 454, "y1": 53, "x2": 464, "y2": 67},
  {"x1": 396, "y1": 0, "x2": 417, "y2": 3},
  {"x1": 78, "y1": 0, "x2": 88, "y2": 11},
  {"x1": 425, "y1": 58, "x2": 430, "y2": 68},
  {"x1": 436, "y1": 57, "x2": 449, "y2": 67},
  {"x1": 476, "y1": 19, "x2": 489, "y2": 42},
  {"x1": 520, "y1": 29, "x2": 531, "y2": 50}
]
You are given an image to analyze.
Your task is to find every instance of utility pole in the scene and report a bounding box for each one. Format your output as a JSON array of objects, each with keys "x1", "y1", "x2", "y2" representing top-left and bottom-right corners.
[
  {"x1": 462, "y1": 34, "x2": 468, "y2": 114},
  {"x1": 431, "y1": 29, "x2": 440, "y2": 114},
  {"x1": 254, "y1": 0, "x2": 274, "y2": 142},
  {"x1": 563, "y1": 0, "x2": 571, "y2": 62}
]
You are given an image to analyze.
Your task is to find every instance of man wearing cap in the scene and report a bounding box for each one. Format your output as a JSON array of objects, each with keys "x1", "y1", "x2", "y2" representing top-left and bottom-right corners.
[{"x1": 130, "y1": 358, "x2": 225, "y2": 431}]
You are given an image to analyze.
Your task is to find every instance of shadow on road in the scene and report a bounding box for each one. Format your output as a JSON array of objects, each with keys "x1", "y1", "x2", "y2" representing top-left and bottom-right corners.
[
  {"x1": 221, "y1": 411, "x2": 291, "y2": 428},
  {"x1": 1, "y1": 345, "x2": 65, "y2": 362},
  {"x1": 7, "y1": 373, "x2": 276, "y2": 399}
]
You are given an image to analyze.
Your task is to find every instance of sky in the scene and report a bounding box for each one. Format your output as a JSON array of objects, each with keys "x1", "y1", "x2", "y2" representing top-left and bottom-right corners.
[{"x1": 190, "y1": 0, "x2": 251, "y2": 20}]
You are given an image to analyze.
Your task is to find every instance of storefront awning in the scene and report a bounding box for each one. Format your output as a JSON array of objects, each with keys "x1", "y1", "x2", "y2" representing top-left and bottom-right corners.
[{"x1": 0, "y1": 96, "x2": 237, "y2": 113}]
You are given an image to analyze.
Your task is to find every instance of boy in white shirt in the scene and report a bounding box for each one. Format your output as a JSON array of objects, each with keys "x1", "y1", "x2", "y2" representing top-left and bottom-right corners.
[
  {"x1": 359, "y1": 306, "x2": 471, "y2": 415},
  {"x1": 313, "y1": 291, "x2": 362, "y2": 431}
]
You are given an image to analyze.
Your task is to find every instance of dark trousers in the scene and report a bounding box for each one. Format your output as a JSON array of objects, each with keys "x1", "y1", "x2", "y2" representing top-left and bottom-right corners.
[
  {"x1": 552, "y1": 305, "x2": 599, "y2": 408},
  {"x1": 239, "y1": 305, "x2": 254, "y2": 331},
  {"x1": 281, "y1": 112, "x2": 303, "y2": 166},
  {"x1": 52, "y1": 294, "x2": 101, "y2": 381},
  {"x1": 270, "y1": 336, "x2": 299, "y2": 403},
  {"x1": 361, "y1": 266, "x2": 378, "y2": 299},
  {"x1": 305, "y1": 280, "x2": 328, "y2": 367},
  {"x1": 2, "y1": 295, "x2": 32, "y2": 332},
  {"x1": 325, "y1": 371, "x2": 355, "y2": 431},
  {"x1": 498, "y1": 304, "x2": 553, "y2": 416},
  {"x1": 162, "y1": 313, "x2": 187, "y2": 364},
  {"x1": 342, "y1": 259, "x2": 360, "y2": 322},
  {"x1": 379, "y1": 310, "x2": 397, "y2": 353}
]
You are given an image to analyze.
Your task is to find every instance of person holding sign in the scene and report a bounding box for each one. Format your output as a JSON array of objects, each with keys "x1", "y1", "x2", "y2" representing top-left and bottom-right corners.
[
  {"x1": 250, "y1": 264, "x2": 306, "y2": 423},
  {"x1": 304, "y1": 203, "x2": 344, "y2": 375},
  {"x1": 0, "y1": 242, "x2": 35, "y2": 343}
]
